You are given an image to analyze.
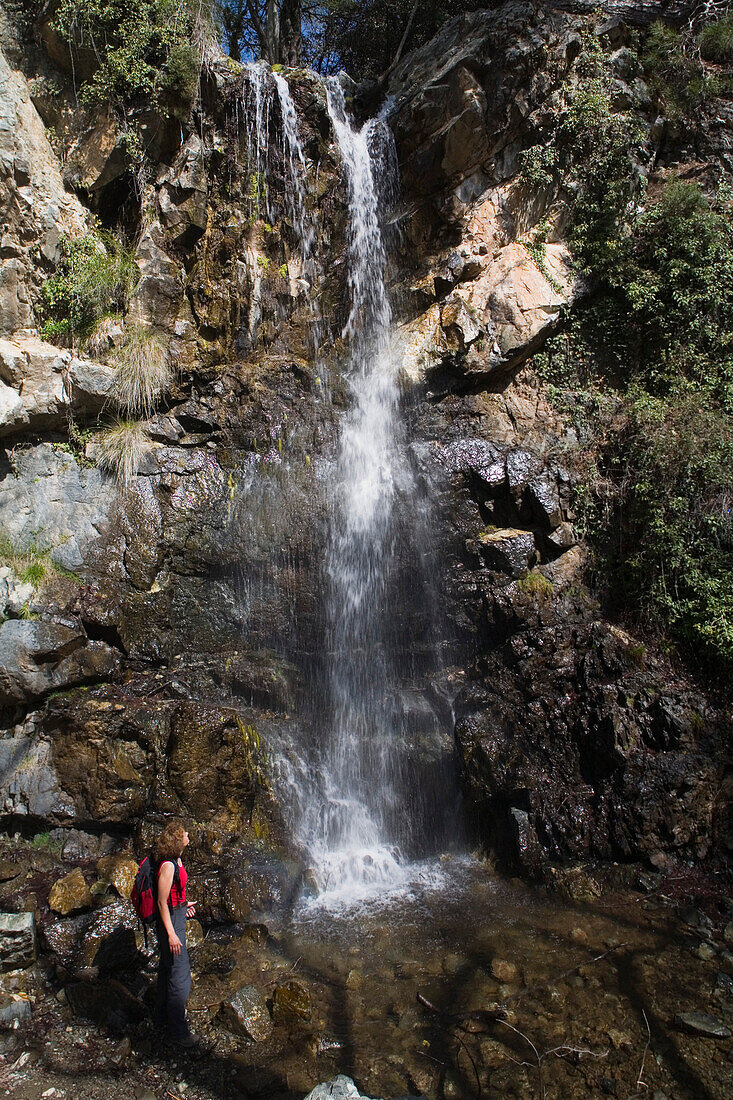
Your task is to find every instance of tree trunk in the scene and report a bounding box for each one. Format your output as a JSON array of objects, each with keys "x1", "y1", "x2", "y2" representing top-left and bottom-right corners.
[
  {"x1": 279, "y1": 0, "x2": 302, "y2": 66},
  {"x1": 265, "y1": 0, "x2": 280, "y2": 64}
]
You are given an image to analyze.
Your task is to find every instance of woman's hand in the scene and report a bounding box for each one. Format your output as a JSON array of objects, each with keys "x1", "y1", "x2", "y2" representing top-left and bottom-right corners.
[
  {"x1": 186, "y1": 903, "x2": 196, "y2": 919},
  {"x1": 168, "y1": 932, "x2": 183, "y2": 956}
]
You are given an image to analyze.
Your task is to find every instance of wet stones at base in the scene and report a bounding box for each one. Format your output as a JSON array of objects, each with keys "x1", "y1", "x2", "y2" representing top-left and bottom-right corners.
[{"x1": 220, "y1": 984, "x2": 274, "y2": 1042}]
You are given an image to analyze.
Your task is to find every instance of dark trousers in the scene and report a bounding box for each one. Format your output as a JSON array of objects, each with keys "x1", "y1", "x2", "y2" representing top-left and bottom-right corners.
[{"x1": 154, "y1": 903, "x2": 191, "y2": 1040}]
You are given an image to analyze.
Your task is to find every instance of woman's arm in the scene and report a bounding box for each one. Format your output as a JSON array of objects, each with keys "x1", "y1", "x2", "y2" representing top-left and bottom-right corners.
[{"x1": 157, "y1": 861, "x2": 182, "y2": 956}]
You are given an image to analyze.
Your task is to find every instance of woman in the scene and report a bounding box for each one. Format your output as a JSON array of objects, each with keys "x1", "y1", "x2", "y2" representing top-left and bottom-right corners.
[{"x1": 154, "y1": 821, "x2": 197, "y2": 1047}]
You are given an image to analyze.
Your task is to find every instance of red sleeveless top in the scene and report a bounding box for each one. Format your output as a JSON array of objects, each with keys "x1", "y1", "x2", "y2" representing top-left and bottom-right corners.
[{"x1": 157, "y1": 859, "x2": 187, "y2": 909}]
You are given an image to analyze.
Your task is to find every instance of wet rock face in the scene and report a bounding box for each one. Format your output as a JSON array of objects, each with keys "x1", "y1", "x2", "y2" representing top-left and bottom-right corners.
[
  {"x1": 453, "y1": 588, "x2": 720, "y2": 875},
  {"x1": 0, "y1": 1, "x2": 725, "y2": 893}
]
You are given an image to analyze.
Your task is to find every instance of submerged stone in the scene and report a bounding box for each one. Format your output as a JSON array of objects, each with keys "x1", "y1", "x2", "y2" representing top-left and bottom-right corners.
[
  {"x1": 273, "y1": 979, "x2": 312, "y2": 1023},
  {"x1": 221, "y1": 985, "x2": 273, "y2": 1041}
]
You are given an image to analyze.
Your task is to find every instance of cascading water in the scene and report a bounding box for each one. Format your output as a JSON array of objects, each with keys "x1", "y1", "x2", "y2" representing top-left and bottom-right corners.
[
  {"x1": 283, "y1": 79, "x2": 462, "y2": 904},
  {"x1": 231, "y1": 69, "x2": 462, "y2": 907}
]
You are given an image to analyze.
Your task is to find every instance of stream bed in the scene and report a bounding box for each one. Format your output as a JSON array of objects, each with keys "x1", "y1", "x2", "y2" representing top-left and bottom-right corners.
[{"x1": 3, "y1": 853, "x2": 732, "y2": 1100}]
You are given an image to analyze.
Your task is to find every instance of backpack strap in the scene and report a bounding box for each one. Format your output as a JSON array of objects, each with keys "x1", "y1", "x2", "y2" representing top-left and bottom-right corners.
[{"x1": 156, "y1": 858, "x2": 183, "y2": 908}]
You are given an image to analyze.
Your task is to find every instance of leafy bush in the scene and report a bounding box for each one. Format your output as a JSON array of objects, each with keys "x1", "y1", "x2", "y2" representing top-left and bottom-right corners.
[
  {"x1": 97, "y1": 419, "x2": 152, "y2": 483},
  {"x1": 40, "y1": 233, "x2": 138, "y2": 343},
  {"x1": 698, "y1": 14, "x2": 733, "y2": 63},
  {"x1": 583, "y1": 388, "x2": 733, "y2": 675},
  {"x1": 109, "y1": 325, "x2": 173, "y2": 418},
  {"x1": 583, "y1": 181, "x2": 733, "y2": 409},
  {"x1": 53, "y1": 0, "x2": 209, "y2": 111},
  {"x1": 536, "y1": 173, "x2": 733, "y2": 679}
]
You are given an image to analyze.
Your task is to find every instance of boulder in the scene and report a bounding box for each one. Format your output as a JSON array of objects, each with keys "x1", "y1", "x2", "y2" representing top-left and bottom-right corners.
[
  {"x1": 0, "y1": 619, "x2": 121, "y2": 706},
  {"x1": 304, "y1": 1077, "x2": 383, "y2": 1100},
  {"x1": 44, "y1": 899, "x2": 138, "y2": 972},
  {"x1": 221, "y1": 985, "x2": 273, "y2": 1041},
  {"x1": 64, "y1": 116, "x2": 128, "y2": 194},
  {"x1": 0, "y1": 47, "x2": 87, "y2": 335},
  {"x1": 441, "y1": 291, "x2": 483, "y2": 349},
  {"x1": 0, "y1": 912, "x2": 36, "y2": 970},
  {"x1": 476, "y1": 528, "x2": 536, "y2": 576},
  {"x1": 525, "y1": 475, "x2": 563, "y2": 530},
  {"x1": 0, "y1": 336, "x2": 116, "y2": 437},
  {"x1": 49, "y1": 829, "x2": 117, "y2": 861},
  {"x1": 158, "y1": 134, "x2": 208, "y2": 249},
  {"x1": 49, "y1": 868, "x2": 93, "y2": 916},
  {"x1": 96, "y1": 855, "x2": 139, "y2": 900},
  {"x1": 65, "y1": 978, "x2": 146, "y2": 1029},
  {"x1": 129, "y1": 221, "x2": 185, "y2": 330},
  {"x1": 674, "y1": 1013, "x2": 731, "y2": 1040},
  {"x1": 0, "y1": 992, "x2": 32, "y2": 1027},
  {"x1": 0, "y1": 736, "x2": 75, "y2": 820}
]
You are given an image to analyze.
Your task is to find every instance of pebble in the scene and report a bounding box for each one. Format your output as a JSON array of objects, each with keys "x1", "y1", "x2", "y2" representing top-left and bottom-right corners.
[
  {"x1": 491, "y1": 958, "x2": 518, "y2": 982},
  {"x1": 674, "y1": 1011, "x2": 732, "y2": 1038},
  {"x1": 696, "y1": 942, "x2": 717, "y2": 962}
]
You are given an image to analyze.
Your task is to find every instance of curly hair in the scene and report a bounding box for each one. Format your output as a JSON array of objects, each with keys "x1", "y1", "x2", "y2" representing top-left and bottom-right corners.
[{"x1": 155, "y1": 821, "x2": 187, "y2": 863}]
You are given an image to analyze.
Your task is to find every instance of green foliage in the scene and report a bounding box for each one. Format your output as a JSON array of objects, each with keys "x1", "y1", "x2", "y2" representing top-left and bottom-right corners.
[
  {"x1": 641, "y1": 21, "x2": 720, "y2": 117},
  {"x1": 698, "y1": 14, "x2": 733, "y2": 62},
  {"x1": 236, "y1": 717, "x2": 269, "y2": 788},
  {"x1": 537, "y1": 174, "x2": 733, "y2": 680},
  {"x1": 40, "y1": 233, "x2": 138, "y2": 344},
  {"x1": 583, "y1": 388, "x2": 733, "y2": 676},
  {"x1": 583, "y1": 181, "x2": 733, "y2": 409},
  {"x1": 248, "y1": 171, "x2": 268, "y2": 223},
  {"x1": 517, "y1": 144, "x2": 559, "y2": 190},
  {"x1": 53, "y1": 0, "x2": 207, "y2": 111},
  {"x1": 0, "y1": 534, "x2": 79, "y2": 593},
  {"x1": 109, "y1": 325, "x2": 173, "y2": 418},
  {"x1": 519, "y1": 22, "x2": 647, "y2": 274}
]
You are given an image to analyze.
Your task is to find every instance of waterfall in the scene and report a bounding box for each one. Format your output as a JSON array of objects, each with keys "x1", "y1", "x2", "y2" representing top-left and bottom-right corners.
[
  {"x1": 292, "y1": 80, "x2": 413, "y2": 897},
  {"x1": 232, "y1": 71, "x2": 461, "y2": 906}
]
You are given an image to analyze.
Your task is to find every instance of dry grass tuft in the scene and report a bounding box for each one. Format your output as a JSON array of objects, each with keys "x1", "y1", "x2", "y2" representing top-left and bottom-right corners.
[
  {"x1": 109, "y1": 325, "x2": 173, "y2": 419},
  {"x1": 97, "y1": 419, "x2": 151, "y2": 484}
]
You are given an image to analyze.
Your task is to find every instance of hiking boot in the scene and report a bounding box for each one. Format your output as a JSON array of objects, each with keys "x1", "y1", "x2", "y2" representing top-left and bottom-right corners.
[{"x1": 171, "y1": 1033, "x2": 199, "y2": 1048}]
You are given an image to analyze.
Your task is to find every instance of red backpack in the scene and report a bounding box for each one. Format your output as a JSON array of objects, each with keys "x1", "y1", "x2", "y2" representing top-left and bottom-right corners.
[{"x1": 131, "y1": 856, "x2": 180, "y2": 945}]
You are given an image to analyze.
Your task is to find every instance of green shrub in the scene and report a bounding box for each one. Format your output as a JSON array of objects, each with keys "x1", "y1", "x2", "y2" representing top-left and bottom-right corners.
[
  {"x1": 582, "y1": 387, "x2": 733, "y2": 676},
  {"x1": 97, "y1": 419, "x2": 152, "y2": 483},
  {"x1": 698, "y1": 14, "x2": 733, "y2": 63},
  {"x1": 109, "y1": 325, "x2": 173, "y2": 418},
  {"x1": 40, "y1": 233, "x2": 138, "y2": 344},
  {"x1": 53, "y1": 0, "x2": 209, "y2": 111}
]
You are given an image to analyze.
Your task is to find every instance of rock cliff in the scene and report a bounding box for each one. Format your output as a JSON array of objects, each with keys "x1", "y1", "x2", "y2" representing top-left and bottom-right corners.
[{"x1": 0, "y1": 0, "x2": 728, "y2": 906}]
